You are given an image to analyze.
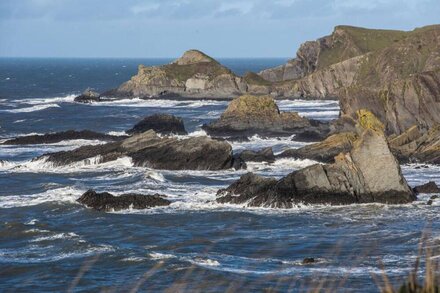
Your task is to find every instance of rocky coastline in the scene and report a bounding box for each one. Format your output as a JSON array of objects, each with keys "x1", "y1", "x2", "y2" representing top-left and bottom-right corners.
[{"x1": 19, "y1": 24, "x2": 440, "y2": 211}]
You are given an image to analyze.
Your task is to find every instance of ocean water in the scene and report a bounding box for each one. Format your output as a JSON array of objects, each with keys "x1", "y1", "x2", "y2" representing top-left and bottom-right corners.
[{"x1": 0, "y1": 58, "x2": 439, "y2": 292}]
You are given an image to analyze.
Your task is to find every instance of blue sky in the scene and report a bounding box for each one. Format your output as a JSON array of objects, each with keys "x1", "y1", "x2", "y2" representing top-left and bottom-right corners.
[{"x1": 0, "y1": 0, "x2": 439, "y2": 58}]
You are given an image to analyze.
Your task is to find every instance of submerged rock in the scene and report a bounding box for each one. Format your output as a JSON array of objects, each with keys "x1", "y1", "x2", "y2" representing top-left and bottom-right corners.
[
  {"x1": 217, "y1": 110, "x2": 415, "y2": 207},
  {"x1": 77, "y1": 190, "x2": 170, "y2": 211},
  {"x1": 413, "y1": 182, "x2": 440, "y2": 194},
  {"x1": 203, "y1": 95, "x2": 329, "y2": 140},
  {"x1": 42, "y1": 130, "x2": 239, "y2": 171},
  {"x1": 126, "y1": 114, "x2": 187, "y2": 135},
  {"x1": 302, "y1": 258, "x2": 316, "y2": 265},
  {"x1": 2, "y1": 130, "x2": 125, "y2": 145}
]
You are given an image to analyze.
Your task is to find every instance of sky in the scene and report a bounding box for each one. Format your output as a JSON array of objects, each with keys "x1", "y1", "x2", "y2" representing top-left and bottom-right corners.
[{"x1": 0, "y1": 0, "x2": 439, "y2": 58}]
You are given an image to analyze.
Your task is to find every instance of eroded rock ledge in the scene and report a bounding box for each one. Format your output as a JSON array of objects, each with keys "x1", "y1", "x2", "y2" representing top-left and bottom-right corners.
[
  {"x1": 2, "y1": 130, "x2": 125, "y2": 145},
  {"x1": 41, "y1": 129, "x2": 240, "y2": 171},
  {"x1": 203, "y1": 95, "x2": 329, "y2": 141},
  {"x1": 77, "y1": 190, "x2": 170, "y2": 211},
  {"x1": 217, "y1": 110, "x2": 415, "y2": 207}
]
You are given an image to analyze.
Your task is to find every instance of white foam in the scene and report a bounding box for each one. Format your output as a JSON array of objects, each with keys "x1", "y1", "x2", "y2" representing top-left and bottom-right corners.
[
  {"x1": 149, "y1": 252, "x2": 176, "y2": 260},
  {"x1": 107, "y1": 130, "x2": 127, "y2": 136},
  {"x1": 0, "y1": 244, "x2": 114, "y2": 263},
  {"x1": 14, "y1": 94, "x2": 76, "y2": 105},
  {"x1": 190, "y1": 258, "x2": 221, "y2": 267},
  {"x1": 3, "y1": 103, "x2": 60, "y2": 113},
  {"x1": 0, "y1": 186, "x2": 82, "y2": 208},
  {"x1": 31, "y1": 232, "x2": 79, "y2": 242},
  {"x1": 121, "y1": 256, "x2": 148, "y2": 262},
  {"x1": 88, "y1": 98, "x2": 228, "y2": 108},
  {"x1": 145, "y1": 170, "x2": 166, "y2": 182},
  {"x1": 4, "y1": 156, "x2": 133, "y2": 174}
]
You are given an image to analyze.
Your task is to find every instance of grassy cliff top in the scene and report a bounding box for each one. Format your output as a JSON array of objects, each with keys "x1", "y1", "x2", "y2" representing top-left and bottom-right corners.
[
  {"x1": 317, "y1": 25, "x2": 408, "y2": 69},
  {"x1": 137, "y1": 50, "x2": 234, "y2": 83},
  {"x1": 356, "y1": 109, "x2": 385, "y2": 132},
  {"x1": 223, "y1": 95, "x2": 280, "y2": 117}
]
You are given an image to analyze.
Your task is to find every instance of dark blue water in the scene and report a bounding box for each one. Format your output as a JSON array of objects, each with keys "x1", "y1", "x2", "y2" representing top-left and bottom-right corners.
[{"x1": 0, "y1": 58, "x2": 439, "y2": 292}]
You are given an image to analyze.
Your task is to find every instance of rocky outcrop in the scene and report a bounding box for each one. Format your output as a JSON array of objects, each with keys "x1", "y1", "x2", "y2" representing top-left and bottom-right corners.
[
  {"x1": 235, "y1": 147, "x2": 275, "y2": 163},
  {"x1": 278, "y1": 132, "x2": 358, "y2": 163},
  {"x1": 42, "y1": 130, "x2": 239, "y2": 171},
  {"x1": 413, "y1": 182, "x2": 440, "y2": 194},
  {"x1": 100, "y1": 50, "x2": 248, "y2": 100},
  {"x1": 2, "y1": 130, "x2": 125, "y2": 145},
  {"x1": 260, "y1": 25, "x2": 440, "y2": 136},
  {"x1": 126, "y1": 114, "x2": 187, "y2": 135},
  {"x1": 338, "y1": 26, "x2": 440, "y2": 135},
  {"x1": 388, "y1": 125, "x2": 440, "y2": 164},
  {"x1": 217, "y1": 110, "x2": 415, "y2": 207},
  {"x1": 74, "y1": 89, "x2": 101, "y2": 103},
  {"x1": 259, "y1": 25, "x2": 407, "y2": 82},
  {"x1": 203, "y1": 95, "x2": 329, "y2": 140},
  {"x1": 77, "y1": 190, "x2": 170, "y2": 211}
]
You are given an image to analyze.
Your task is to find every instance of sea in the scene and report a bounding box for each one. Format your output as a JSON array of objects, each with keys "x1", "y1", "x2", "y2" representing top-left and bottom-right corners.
[{"x1": 0, "y1": 58, "x2": 439, "y2": 292}]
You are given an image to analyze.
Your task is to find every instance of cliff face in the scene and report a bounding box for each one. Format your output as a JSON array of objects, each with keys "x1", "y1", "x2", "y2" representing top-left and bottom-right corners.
[
  {"x1": 339, "y1": 25, "x2": 440, "y2": 135},
  {"x1": 115, "y1": 50, "x2": 247, "y2": 99},
  {"x1": 263, "y1": 25, "x2": 440, "y2": 135},
  {"x1": 259, "y1": 26, "x2": 406, "y2": 82}
]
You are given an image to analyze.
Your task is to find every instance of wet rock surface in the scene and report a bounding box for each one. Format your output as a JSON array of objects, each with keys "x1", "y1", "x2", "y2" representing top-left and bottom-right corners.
[
  {"x1": 2, "y1": 130, "x2": 125, "y2": 145},
  {"x1": 126, "y1": 113, "x2": 187, "y2": 135},
  {"x1": 74, "y1": 89, "x2": 101, "y2": 103},
  {"x1": 203, "y1": 95, "x2": 330, "y2": 140},
  {"x1": 42, "y1": 130, "x2": 239, "y2": 171},
  {"x1": 236, "y1": 147, "x2": 275, "y2": 163},
  {"x1": 413, "y1": 182, "x2": 440, "y2": 194},
  {"x1": 77, "y1": 190, "x2": 170, "y2": 211},
  {"x1": 217, "y1": 110, "x2": 415, "y2": 207}
]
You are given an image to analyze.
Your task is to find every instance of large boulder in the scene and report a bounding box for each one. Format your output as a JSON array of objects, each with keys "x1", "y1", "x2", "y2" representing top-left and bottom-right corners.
[
  {"x1": 413, "y1": 182, "x2": 440, "y2": 194},
  {"x1": 2, "y1": 130, "x2": 124, "y2": 145},
  {"x1": 42, "y1": 130, "x2": 238, "y2": 171},
  {"x1": 203, "y1": 95, "x2": 329, "y2": 140},
  {"x1": 126, "y1": 114, "x2": 187, "y2": 135},
  {"x1": 235, "y1": 147, "x2": 275, "y2": 163},
  {"x1": 77, "y1": 190, "x2": 170, "y2": 211},
  {"x1": 217, "y1": 110, "x2": 415, "y2": 207}
]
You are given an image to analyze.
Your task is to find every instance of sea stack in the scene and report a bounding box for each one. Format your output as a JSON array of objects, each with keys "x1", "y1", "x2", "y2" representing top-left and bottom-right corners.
[{"x1": 217, "y1": 110, "x2": 416, "y2": 207}]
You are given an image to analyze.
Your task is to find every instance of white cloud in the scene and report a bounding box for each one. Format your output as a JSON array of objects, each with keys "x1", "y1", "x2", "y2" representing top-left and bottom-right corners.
[
  {"x1": 217, "y1": 1, "x2": 254, "y2": 14},
  {"x1": 130, "y1": 3, "x2": 160, "y2": 14}
]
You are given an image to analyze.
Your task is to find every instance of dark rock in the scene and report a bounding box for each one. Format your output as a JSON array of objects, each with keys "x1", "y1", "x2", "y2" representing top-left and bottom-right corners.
[
  {"x1": 77, "y1": 190, "x2": 170, "y2": 211},
  {"x1": 217, "y1": 110, "x2": 415, "y2": 207},
  {"x1": 427, "y1": 200, "x2": 433, "y2": 205},
  {"x1": 413, "y1": 181, "x2": 440, "y2": 194},
  {"x1": 126, "y1": 114, "x2": 187, "y2": 135},
  {"x1": 42, "y1": 130, "x2": 240, "y2": 171},
  {"x1": 2, "y1": 130, "x2": 125, "y2": 145},
  {"x1": 74, "y1": 88, "x2": 101, "y2": 103},
  {"x1": 236, "y1": 147, "x2": 275, "y2": 163},
  {"x1": 203, "y1": 95, "x2": 330, "y2": 139},
  {"x1": 129, "y1": 134, "x2": 236, "y2": 170},
  {"x1": 302, "y1": 258, "x2": 315, "y2": 264}
]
